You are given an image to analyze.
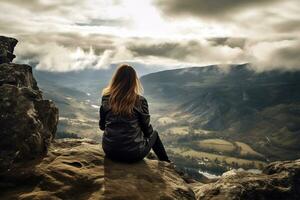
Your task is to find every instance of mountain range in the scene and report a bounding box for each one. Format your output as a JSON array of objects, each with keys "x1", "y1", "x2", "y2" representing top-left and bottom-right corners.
[
  {"x1": 141, "y1": 64, "x2": 300, "y2": 161},
  {"x1": 33, "y1": 63, "x2": 300, "y2": 176}
]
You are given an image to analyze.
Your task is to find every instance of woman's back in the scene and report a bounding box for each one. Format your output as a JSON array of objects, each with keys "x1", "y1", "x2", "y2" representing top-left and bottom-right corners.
[
  {"x1": 100, "y1": 94, "x2": 154, "y2": 161},
  {"x1": 99, "y1": 64, "x2": 170, "y2": 163}
]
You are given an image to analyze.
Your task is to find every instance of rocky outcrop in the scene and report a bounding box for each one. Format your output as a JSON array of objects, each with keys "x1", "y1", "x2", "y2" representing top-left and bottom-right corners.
[
  {"x1": 0, "y1": 35, "x2": 196, "y2": 200},
  {"x1": 0, "y1": 37, "x2": 59, "y2": 173},
  {"x1": 0, "y1": 63, "x2": 39, "y2": 89},
  {"x1": 1, "y1": 139, "x2": 299, "y2": 200},
  {"x1": 0, "y1": 36, "x2": 18, "y2": 64},
  {"x1": 0, "y1": 139, "x2": 196, "y2": 200},
  {"x1": 192, "y1": 159, "x2": 300, "y2": 200}
]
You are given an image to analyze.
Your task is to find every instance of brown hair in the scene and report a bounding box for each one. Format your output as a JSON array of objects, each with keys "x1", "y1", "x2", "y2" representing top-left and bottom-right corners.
[{"x1": 102, "y1": 64, "x2": 143, "y2": 116}]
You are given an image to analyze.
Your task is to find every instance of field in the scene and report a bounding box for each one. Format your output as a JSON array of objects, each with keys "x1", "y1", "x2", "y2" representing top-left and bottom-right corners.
[
  {"x1": 192, "y1": 138, "x2": 264, "y2": 159},
  {"x1": 157, "y1": 117, "x2": 176, "y2": 125},
  {"x1": 169, "y1": 147, "x2": 266, "y2": 169},
  {"x1": 193, "y1": 129, "x2": 214, "y2": 135},
  {"x1": 165, "y1": 126, "x2": 190, "y2": 135},
  {"x1": 235, "y1": 141, "x2": 264, "y2": 158},
  {"x1": 196, "y1": 139, "x2": 236, "y2": 153}
]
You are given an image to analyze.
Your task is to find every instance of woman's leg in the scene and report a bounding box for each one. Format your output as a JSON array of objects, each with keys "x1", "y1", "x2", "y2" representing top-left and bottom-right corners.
[{"x1": 147, "y1": 130, "x2": 170, "y2": 162}]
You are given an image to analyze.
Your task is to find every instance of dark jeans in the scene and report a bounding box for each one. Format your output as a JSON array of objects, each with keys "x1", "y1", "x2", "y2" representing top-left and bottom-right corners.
[
  {"x1": 139, "y1": 130, "x2": 170, "y2": 162},
  {"x1": 104, "y1": 131, "x2": 170, "y2": 163}
]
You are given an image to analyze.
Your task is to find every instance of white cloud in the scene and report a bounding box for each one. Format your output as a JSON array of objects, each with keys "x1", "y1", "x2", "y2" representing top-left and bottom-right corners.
[
  {"x1": 247, "y1": 39, "x2": 300, "y2": 72},
  {"x1": 15, "y1": 42, "x2": 113, "y2": 72}
]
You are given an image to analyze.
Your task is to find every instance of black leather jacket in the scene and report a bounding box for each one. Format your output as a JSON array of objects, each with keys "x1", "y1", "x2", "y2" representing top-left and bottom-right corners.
[{"x1": 99, "y1": 94, "x2": 154, "y2": 158}]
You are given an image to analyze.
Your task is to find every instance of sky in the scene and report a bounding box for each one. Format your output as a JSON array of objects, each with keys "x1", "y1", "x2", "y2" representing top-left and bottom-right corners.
[{"x1": 0, "y1": 0, "x2": 299, "y2": 72}]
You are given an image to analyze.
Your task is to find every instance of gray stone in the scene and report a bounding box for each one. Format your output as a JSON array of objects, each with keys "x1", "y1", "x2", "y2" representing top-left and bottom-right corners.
[
  {"x1": 0, "y1": 63, "x2": 39, "y2": 90},
  {"x1": 0, "y1": 139, "x2": 196, "y2": 200},
  {"x1": 192, "y1": 159, "x2": 300, "y2": 200},
  {"x1": 0, "y1": 59, "x2": 58, "y2": 173},
  {"x1": 0, "y1": 36, "x2": 18, "y2": 64}
]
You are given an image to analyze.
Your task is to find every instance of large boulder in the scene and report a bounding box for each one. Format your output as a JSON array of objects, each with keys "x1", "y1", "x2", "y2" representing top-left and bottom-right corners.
[
  {"x1": 192, "y1": 159, "x2": 300, "y2": 200},
  {"x1": 0, "y1": 63, "x2": 58, "y2": 172},
  {"x1": 0, "y1": 63, "x2": 39, "y2": 89},
  {"x1": 0, "y1": 139, "x2": 196, "y2": 200},
  {"x1": 0, "y1": 36, "x2": 18, "y2": 64}
]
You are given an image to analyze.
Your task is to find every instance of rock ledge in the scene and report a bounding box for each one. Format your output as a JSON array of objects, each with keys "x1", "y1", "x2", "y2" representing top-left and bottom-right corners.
[{"x1": 0, "y1": 139, "x2": 196, "y2": 200}]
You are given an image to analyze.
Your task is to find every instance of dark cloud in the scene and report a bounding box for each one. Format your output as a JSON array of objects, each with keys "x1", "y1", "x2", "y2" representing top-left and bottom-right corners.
[
  {"x1": 128, "y1": 42, "x2": 189, "y2": 59},
  {"x1": 3, "y1": 0, "x2": 72, "y2": 11},
  {"x1": 273, "y1": 20, "x2": 300, "y2": 33},
  {"x1": 127, "y1": 38, "x2": 247, "y2": 60},
  {"x1": 3, "y1": 0, "x2": 121, "y2": 15},
  {"x1": 126, "y1": 38, "x2": 246, "y2": 64},
  {"x1": 207, "y1": 37, "x2": 246, "y2": 49},
  {"x1": 75, "y1": 19, "x2": 126, "y2": 27},
  {"x1": 15, "y1": 32, "x2": 116, "y2": 54},
  {"x1": 268, "y1": 41, "x2": 300, "y2": 68},
  {"x1": 154, "y1": 0, "x2": 280, "y2": 19}
]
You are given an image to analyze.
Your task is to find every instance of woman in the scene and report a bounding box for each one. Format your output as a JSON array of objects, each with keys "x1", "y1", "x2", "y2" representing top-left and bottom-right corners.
[{"x1": 99, "y1": 64, "x2": 170, "y2": 163}]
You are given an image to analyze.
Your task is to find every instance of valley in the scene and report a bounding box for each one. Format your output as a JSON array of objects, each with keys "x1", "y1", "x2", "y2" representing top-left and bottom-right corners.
[
  {"x1": 33, "y1": 63, "x2": 300, "y2": 180},
  {"x1": 141, "y1": 64, "x2": 300, "y2": 178}
]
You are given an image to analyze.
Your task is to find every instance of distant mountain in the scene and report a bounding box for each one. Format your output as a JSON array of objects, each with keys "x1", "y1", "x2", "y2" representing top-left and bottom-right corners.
[
  {"x1": 141, "y1": 64, "x2": 300, "y2": 161},
  {"x1": 141, "y1": 64, "x2": 300, "y2": 106}
]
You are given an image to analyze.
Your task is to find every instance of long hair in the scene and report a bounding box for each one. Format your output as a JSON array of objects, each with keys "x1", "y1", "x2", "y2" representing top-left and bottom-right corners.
[{"x1": 102, "y1": 64, "x2": 143, "y2": 116}]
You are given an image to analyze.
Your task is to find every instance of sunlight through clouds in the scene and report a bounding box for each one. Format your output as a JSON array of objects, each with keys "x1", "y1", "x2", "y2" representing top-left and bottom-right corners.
[
  {"x1": 1, "y1": 0, "x2": 299, "y2": 72},
  {"x1": 35, "y1": 44, "x2": 113, "y2": 72}
]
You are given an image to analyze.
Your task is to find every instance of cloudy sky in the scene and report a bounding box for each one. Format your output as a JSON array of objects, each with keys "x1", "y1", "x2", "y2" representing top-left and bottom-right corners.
[{"x1": 0, "y1": 0, "x2": 299, "y2": 72}]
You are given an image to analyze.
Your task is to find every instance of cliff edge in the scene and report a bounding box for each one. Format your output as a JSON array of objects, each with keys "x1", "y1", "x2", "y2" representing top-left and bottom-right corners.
[
  {"x1": 0, "y1": 36, "x2": 59, "y2": 173},
  {"x1": 0, "y1": 139, "x2": 195, "y2": 199}
]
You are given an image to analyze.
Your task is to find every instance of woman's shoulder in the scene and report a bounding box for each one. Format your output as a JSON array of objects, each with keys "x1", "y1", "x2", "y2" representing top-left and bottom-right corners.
[
  {"x1": 136, "y1": 95, "x2": 149, "y2": 113},
  {"x1": 137, "y1": 95, "x2": 148, "y2": 104},
  {"x1": 102, "y1": 94, "x2": 110, "y2": 100},
  {"x1": 101, "y1": 95, "x2": 110, "y2": 108},
  {"x1": 137, "y1": 94, "x2": 145, "y2": 100}
]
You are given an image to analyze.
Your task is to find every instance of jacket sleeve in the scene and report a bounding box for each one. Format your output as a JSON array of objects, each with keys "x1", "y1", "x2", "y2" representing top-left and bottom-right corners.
[
  {"x1": 99, "y1": 105, "x2": 106, "y2": 131},
  {"x1": 138, "y1": 98, "x2": 154, "y2": 138}
]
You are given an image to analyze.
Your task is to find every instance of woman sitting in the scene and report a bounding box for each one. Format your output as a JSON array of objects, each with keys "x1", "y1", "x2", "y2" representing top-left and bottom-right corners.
[{"x1": 99, "y1": 64, "x2": 170, "y2": 163}]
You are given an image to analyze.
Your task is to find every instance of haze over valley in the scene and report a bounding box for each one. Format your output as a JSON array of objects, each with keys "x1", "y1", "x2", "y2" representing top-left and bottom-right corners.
[{"x1": 32, "y1": 63, "x2": 300, "y2": 179}]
